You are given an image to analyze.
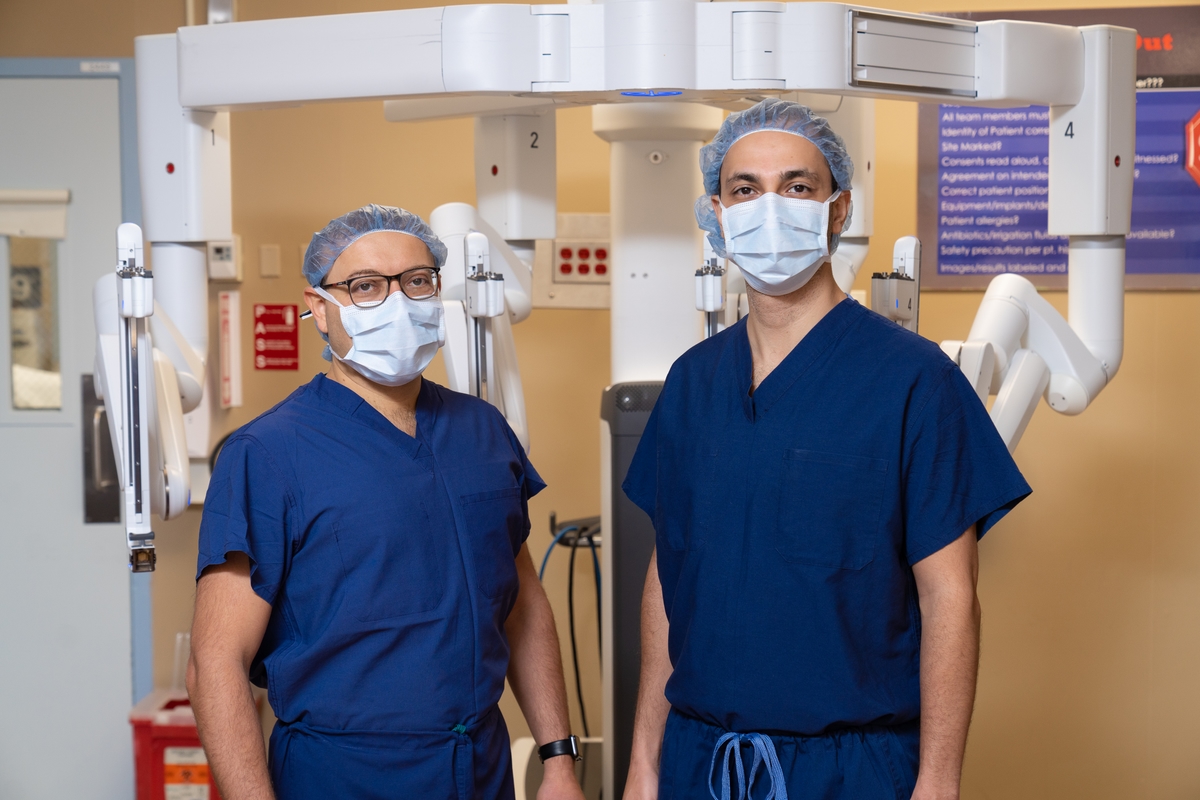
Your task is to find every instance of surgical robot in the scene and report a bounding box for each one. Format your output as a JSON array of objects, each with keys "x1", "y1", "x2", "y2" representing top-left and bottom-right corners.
[{"x1": 93, "y1": 5, "x2": 1134, "y2": 796}]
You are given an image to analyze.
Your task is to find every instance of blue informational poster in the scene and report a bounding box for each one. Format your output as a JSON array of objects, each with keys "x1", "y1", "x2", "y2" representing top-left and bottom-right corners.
[
  {"x1": 934, "y1": 90, "x2": 1200, "y2": 281},
  {"x1": 1129, "y1": 91, "x2": 1200, "y2": 274},
  {"x1": 935, "y1": 105, "x2": 1064, "y2": 278}
]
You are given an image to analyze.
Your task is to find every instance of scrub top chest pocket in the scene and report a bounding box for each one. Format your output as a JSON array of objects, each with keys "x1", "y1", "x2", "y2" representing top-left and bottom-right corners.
[
  {"x1": 458, "y1": 484, "x2": 525, "y2": 600},
  {"x1": 775, "y1": 449, "x2": 886, "y2": 570}
]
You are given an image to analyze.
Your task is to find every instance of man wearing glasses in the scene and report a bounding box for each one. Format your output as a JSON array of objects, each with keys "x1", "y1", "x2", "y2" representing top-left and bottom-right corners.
[{"x1": 188, "y1": 205, "x2": 585, "y2": 800}]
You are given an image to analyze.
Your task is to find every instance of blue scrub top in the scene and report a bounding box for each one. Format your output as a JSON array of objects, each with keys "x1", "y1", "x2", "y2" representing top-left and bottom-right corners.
[
  {"x1": 623, "y1": 299, "x2": 1030, "y2": 735},
  {"x1": 198, "y1": 373, "x2": 544, "y2": 736}
]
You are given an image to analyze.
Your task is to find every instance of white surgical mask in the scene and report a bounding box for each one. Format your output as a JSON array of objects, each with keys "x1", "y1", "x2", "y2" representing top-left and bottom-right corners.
[
  {"x1": 314, "y1": 286, "x2": 445, "y2": 387},
  {"x1": 721, "y1": 191, "x2": 843, "y2": 297}
]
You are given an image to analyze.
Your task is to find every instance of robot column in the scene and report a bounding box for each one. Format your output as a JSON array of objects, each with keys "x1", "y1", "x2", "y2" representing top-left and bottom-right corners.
[
  {"x1": 593, "y1": 100, "x2": 722, "y2": 800},
  {"x1": 593, "y1": 102, "x2": 723, "y2": 383}
]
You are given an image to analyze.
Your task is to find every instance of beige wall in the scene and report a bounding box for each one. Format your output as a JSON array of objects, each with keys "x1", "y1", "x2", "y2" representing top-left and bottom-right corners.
[{"x1": 5, "y1": 0, "x2": 1200, "y2": 795}]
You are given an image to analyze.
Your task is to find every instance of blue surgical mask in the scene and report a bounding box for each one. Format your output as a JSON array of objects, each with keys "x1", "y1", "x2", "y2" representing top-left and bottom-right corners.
[
  {"x1": 720, "y1": 191, "x2": 843, "y2": 297},
  {"x1": 314, "y1": 287, "x2": 445, "y2": 387}
]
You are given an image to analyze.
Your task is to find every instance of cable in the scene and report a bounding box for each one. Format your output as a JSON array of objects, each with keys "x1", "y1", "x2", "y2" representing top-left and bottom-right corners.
[
  {"x1": 568, "y1": 534, "x2": 589, "y2": 738},
  {"x1": 542, "y1": 517, "x2": 604, "y2": 753},
  {"x1": 588, "y1": 534, "x2": 601, "y2": 608},
  {"x1": 588, "y1": 533, "x2": 601, "y2": 659},
  {"x1": 208, "y1": 431, "x2": 233, "y2": 474},
  {"x1": 539, "y1": 526, "x2": 577, "y2": 581}
]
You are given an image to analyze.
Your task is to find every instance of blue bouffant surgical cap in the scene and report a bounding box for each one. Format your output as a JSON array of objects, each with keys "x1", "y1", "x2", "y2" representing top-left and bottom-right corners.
[
  {"x1": 694, "y1": 98, "x2": 855, "y2": 257},
  {"x1": 302, "y1": 203, "x2": 448, "y2": 288},
  {"x1": 304, "y1": 204, "x2": 447, "y2": 360}
]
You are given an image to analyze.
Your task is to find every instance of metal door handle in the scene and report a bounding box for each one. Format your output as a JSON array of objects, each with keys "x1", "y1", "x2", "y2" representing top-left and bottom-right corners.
[{"x1": 92, "y1": 406, "x2": 116, "y2": 491}]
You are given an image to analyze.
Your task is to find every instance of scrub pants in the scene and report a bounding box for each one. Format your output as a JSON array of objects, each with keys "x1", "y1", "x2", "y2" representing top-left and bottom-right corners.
[
  {"x1": 268, "y1": 705, "x2": 515, "y2": 800},
  {"x1": 658, "y1": 709, "x2": 919, "y2": 800}
]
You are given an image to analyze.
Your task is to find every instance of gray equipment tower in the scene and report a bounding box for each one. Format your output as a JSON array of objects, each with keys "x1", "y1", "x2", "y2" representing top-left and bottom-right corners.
[{"x1": 600, "y1": 382, "x2": 663, "y2": 800}]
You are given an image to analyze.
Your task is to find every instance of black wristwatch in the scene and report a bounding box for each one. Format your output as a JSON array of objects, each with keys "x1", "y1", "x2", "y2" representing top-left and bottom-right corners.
[{"x1": 538, "y1": 735, "x2": 581, "y2": 763}]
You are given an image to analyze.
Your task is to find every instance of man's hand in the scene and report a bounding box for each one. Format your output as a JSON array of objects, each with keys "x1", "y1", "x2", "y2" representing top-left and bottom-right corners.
[
  {"x1": 910, "y1": 527, "x2": 981, "y2": 800},
  {"x1": 622, "y1": 549, "x2": 673, "y2": 800},
  {"x1": 537, "y1": 757, "x2": 587, "y2": 800},
  {"x1": 505, "y1": 544, "x2": 585, "y2": 800},
  {"x1": 622, "y1": 762, "x2": 661, "y2": 800},
  {"x1": 189, "y1": 552, "x2": 274, "y2": 800}
]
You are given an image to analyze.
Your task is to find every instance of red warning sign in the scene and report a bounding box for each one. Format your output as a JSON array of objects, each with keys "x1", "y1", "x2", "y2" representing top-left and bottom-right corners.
[
  {"x1": 1187, "y1": 110, "x2": 1200, "y2": 189},
  {"x1": 253, "y1": 304, "x2": 299, "y2": 370}
]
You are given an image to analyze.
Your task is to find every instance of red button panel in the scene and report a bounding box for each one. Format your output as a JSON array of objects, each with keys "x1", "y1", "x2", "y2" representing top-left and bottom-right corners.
[{"x1": 552, "y1": 239, "x2": 611, "y2": 285}]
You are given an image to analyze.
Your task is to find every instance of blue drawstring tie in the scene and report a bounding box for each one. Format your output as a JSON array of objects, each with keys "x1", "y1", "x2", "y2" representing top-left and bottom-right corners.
[{"x1": 709, "y1": 731, "x2": 789, "y2": 800}]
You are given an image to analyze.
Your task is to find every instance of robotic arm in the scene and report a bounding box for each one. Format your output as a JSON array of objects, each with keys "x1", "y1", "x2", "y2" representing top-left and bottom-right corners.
[
  {"x1": 431, "y1": 203, "x2": 533, "y2": 451},
  {"x1": 93, "y1": 225, "x2": 157, "y2": 571},
  {"x1": 92, "y1": 224, "x2": 194, "y2": 571},
  {"x1": 940, "y1": 27, "x2": 1135, "y2": 451},
  {"x1": 425, "y1": 109, "x2": 550, "y2": 451},
  {"x1": 821, "y1": 95, "x2": 875, "y2": 293},
  {"x1": 94, "y1": 34, "x2": 229, "y2": 569}
]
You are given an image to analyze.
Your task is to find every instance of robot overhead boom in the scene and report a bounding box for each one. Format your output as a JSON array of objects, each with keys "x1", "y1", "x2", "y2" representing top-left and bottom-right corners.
[
  {"x1": 173, "y1": 5, "x2": 1137, "y2": 449},
  {"x1": 175, "y1": 2, "x2": 1090, "y2": 111}
]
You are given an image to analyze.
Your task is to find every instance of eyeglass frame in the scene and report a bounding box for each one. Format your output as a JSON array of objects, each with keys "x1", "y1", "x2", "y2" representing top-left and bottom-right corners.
[{"x1": 319, "y1": 266, "x2": 442, "y2": 307}]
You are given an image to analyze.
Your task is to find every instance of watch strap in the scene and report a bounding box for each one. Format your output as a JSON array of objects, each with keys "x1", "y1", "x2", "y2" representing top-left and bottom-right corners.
[{"x1": 538, "y1": 735, "x2": 580, "y2": 762}]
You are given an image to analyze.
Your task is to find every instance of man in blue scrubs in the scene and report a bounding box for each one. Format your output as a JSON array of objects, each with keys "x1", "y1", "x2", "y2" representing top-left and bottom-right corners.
[
  {"x1": 621, "y1": 101, "x2": 1031, "y2": 800},
  {"x1": 188, "y1": 205, "x2": 585, "y2": 800}
]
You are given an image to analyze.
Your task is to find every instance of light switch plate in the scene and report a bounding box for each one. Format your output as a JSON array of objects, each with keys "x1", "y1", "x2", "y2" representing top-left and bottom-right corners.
[{"x1": 259, "y1": 243, "x2": 281, "y2": 278}]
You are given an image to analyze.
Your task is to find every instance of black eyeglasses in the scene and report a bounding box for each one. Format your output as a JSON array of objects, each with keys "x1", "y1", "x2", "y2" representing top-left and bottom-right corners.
[{"x1": 321, "y1": 266, "x2": 441, "y2": 308}]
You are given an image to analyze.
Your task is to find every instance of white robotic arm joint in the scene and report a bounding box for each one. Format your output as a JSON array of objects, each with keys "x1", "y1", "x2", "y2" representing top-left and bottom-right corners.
[
  {"x1": 948, "y1": 260, "x2": 1119, "y2": 452},
  {"x1": 696, "y1": 239, "x2": 727, "y2": 339},
  {"x1": 465, "y1": 231, "x2": 507, "y2": 320},
  {"x1": 870, "y1": 236, "x2": 921, "y2": 334}
]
